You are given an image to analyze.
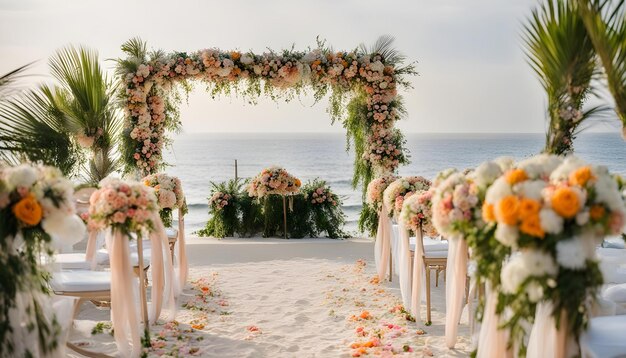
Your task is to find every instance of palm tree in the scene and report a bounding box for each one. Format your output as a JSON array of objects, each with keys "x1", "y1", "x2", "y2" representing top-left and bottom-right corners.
[
  {"x1": 48, "y1": 45, "x2": 122, "y2": 183},
  {"x1": 524, "y1": 0, "x2": 605, "y2": 154},
  {"x1": 0, "y1": 46, "x2": 122, "y2": 182},
  {"x1": 576, "y1": 0, "x2": 626, "y2": 138}
]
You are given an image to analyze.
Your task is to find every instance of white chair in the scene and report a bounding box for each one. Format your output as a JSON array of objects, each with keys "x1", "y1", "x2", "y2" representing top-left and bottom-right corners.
[{"x1": 580, "y1": 315, "x2": 626, "y2": 358}]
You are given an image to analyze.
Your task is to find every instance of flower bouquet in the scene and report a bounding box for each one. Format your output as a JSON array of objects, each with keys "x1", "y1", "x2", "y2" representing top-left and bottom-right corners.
[
  {"x1": 383, "y1": 176, "x2": 431, "y2": 219},
  {"x1": 360, "y1": 175, "x2": 398, "y2": 236},
  {"x1": 247, "y1": 166, "x2": 301, "y2": 198},
  {"x1": 0, "y1": 164, "x2": 86, "y2": 356},
  {"x1": 142, "y1": 173, "x2": 186, "y2": 227},
  {"x1": 248, "y1": 167, "x2": 301, "y2": 238},
  {"x1": 399, "y1": 189, "x2": 437, "y2": 237},
  {"x1": 483, "y1": 155, "x2": 626, "y2": 355},
  {"x1": 198, "y1": 179, "x2": 254, "y2": 238},
  {"x1": 89, "y1": 177, "x2": 159, "y2": 235}
]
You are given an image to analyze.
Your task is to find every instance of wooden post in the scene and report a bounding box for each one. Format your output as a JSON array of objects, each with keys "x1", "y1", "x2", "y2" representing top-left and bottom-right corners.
[
  {"x1": 136, "y1": 234, "x2": 149, "y2": 328},
  {"x1": 234, "y1": 159, "x2": 238, "y2": 180},
  {"x1": 389, "y1": 250, "x2": 393, "y2": 282},
  {"x1": 282, "y1": 196, "x2": 288, "y2": 239}
]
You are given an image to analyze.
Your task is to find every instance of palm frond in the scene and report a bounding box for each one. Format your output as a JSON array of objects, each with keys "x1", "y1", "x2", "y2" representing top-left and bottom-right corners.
[
  {"x1": 0, "y1": 63, "x2": 33, "y2": 100},
  {"x1": 0, "y1": 87, "x2": 81, "y2": 175},
  {"x1": 360, "y1": 35, "x2": 406, "y2": 66},
  {"x1": 523, "y1": 0, "x2": 598, "y2": 154},
  {"x1": 576, "y1": 0, "x2": 626, "y2": 125}
]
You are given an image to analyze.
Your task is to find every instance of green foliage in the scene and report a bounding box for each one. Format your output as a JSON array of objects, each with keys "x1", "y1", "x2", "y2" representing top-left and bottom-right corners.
[
  {"x1": 523, "y1": 0, "x2": 604, "y2": 154},
  {"x1": 198, "y1": 178, "x2": 346, "y2": 238},
  {"x1": 197, "y1": 179, "x2": 242, "y2": 238},
  {"x1": 0, "y1": 86, "x2": 81, "y2": 175},
  {"x1": 576, "y1": 0, "x2": 626, "y2": 127},
  {"x1": 358, "y1": 204, "x2": 379, "y2": 237}
]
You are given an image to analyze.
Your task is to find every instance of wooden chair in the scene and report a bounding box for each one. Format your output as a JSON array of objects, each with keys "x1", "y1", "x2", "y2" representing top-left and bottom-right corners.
[{"x1": 410, "y1": 247, "x2": 447, "y2": 324}]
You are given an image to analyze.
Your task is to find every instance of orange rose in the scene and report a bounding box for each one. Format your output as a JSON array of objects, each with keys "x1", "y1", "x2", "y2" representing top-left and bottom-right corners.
[
  {"x1": 518, "y1": 198, "x2": 541, "y2": 220},
  {"x1": 482, "y1": 203, "x2": 496, "y2": 222},
  {"x1": 569, "y1": 166, "x2": 594, "y2": 187},
  {"x1": 495, "y1": 195, "x2": 520, "y2": 225},
  {"x1": 294, "y1": 179, "x2": 301, "y2": 187},
  {"x1": 519, "y1": 213, "x2": 545, "y2": 238},
  {"x1": 589, "y1": 205, "x2": 606, "y2": 221},
  {"x1": 230, "y1": 51, "x2": 241, "y2": 61},
  {"x1": 12, "y1": 194, "x2": 43, "y2": 226},
  {"x1": 506, "y1": 169, "x2": 528, "y2": 185},
  {"x1": 551, "y1": 187, "x2": 580, "y2": 218}
]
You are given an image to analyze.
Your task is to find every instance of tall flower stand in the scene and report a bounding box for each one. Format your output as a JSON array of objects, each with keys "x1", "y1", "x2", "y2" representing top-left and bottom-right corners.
[{"x1": 262, "y1": 194, "x2": 290, "y2": 239}]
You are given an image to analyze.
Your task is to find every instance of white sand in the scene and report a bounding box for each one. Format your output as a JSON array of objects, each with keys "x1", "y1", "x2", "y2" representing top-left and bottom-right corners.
[{"x1": 67, "y1": 237, "x2": 471, "y2": 357}]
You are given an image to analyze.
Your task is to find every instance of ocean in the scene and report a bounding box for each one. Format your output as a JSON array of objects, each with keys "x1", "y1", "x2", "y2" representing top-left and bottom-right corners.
[{"x1": 162, "y1": 132, "x2": 626, "y2": 235}]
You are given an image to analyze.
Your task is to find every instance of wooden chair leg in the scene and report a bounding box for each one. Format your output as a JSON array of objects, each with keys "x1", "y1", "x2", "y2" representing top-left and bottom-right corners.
[
  {"x1": 426, "y1": 267, "x2": 432, "y2": 324},
  {"x1": 435, "y1": 268, "x2": 439, "y2": 288}
]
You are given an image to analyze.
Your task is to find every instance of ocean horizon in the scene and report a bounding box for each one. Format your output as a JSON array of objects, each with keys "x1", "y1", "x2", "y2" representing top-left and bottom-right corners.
[{"x1": 163, "y1": 131, "x2": 626, "y2": 235}]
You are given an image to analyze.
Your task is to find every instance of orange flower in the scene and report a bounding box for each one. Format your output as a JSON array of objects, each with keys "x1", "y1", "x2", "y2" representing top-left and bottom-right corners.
[
  {"x1": 191, "y1": 323, "x2": 205, "y2": 330},
  {"x1": 12, "y1": 194, "x2": 42, "y2": 226},
  {"x1": 519, "y1": 213, "x2": 545, "y2": 238},
  {"x1": 590, "y1": 205, "x2": 606, "y2": 221},
  {"x1": 569, "y1": 166, "x2": 594, "y2": 187},
  {"x1": 506, "y1": 169, "x2": 528, "y2": 185},
  {"x1": 495, "y1": 195, "x2": 520, "y2": 225},
  {"x1": 551, "y1": 187, "x2": 580, "y2": 218},
  {"x1": 294, "y1": 179, "x2": 301, "y2": 187},
  {"x1": 482, "y1": 203, "x2": 496, "y2": 222},
  {"x1": 230, "y1": 51, "x2": 241, "y2": 61},
  {"x1": 518, "y1": 198, "x2": 541, "y2": 221},
  {"x1": 359, "y1": 311, "x2": 371, "y2": 320}
]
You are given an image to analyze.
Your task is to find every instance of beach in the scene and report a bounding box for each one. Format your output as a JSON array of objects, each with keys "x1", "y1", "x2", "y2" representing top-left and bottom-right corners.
[{"x1": 68, "y1": 237, "x2": 471, "y2": 357}]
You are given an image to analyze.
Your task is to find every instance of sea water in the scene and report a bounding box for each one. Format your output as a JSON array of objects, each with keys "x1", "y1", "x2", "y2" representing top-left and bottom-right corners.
[{"x1": 163, "y1": 132, "x2": 626, "y2": 235}]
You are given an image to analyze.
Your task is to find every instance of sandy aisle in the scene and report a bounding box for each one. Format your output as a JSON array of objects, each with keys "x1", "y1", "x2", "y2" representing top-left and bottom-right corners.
[{"x1": 68, "y1": 238, "x2": 471, "y2": 357}]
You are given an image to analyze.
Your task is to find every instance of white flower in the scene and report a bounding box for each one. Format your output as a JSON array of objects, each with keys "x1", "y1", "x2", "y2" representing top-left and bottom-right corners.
[
  {"x1": 526, "y1": 281, "x2": 544, "y2": 303},
  {"x1": 370, "y1": 60, "x2": 384, "y2": 72},
  {"x1": 485, "y1": 177, "x2": 512, "y2": 204},
  {"x1": 240, "y1": 54, "x2": 254, "y2": 65},
  {"x1": 550, "y1": 156, "x2": 586, "y2": 182},
  {"x1": 524, "y1": 250, "x2": 558, "y2": 277},
  {"x1": 501, "y1": 257, "x2": 526, "y2": 294},
  {"x1": 6, "y1": 165, "x2": 38, "y2": 189},
  {"x1": 472, "y1": 161, "x2": 502, "y2": 189},
  {"x1": 517, "y1": 180, "x2": 546, "y2": 201},
  {"x1": 576, "y1": 210, "x2": 590, "y2": 226},
  {"x1": 495, "y1": 224, "x2": 519, "y2": 247},
  {"x1": 42, "y1": 212, "x2": 86, "y2": 248},
  {"x1": 501, "y1": 250, "x2": 557, "y2": 294},
  {"x1": 494, "y1": 156, "x2": 515, "y2": 172},
  {"x1": 595, "y1": 175, "x2": 625, "y2": 212},
  {"x1": 556, "y1": 237, "x2": 588, "y2": 270},
  {"x1": 540, "y1": 208, "x2": 564, "y2": 234}
]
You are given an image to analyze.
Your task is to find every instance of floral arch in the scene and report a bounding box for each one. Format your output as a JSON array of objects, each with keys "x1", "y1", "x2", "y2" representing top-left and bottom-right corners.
[{"x1": 116, "y1": 37, "x2": 415, "y2": 190}]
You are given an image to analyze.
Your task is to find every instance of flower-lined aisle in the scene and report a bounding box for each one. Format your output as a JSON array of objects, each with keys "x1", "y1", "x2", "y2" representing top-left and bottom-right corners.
[
  {"x1": 326, "y1": 260, "x2": 470, "y2": 357},
  {"x1": 70, "y1": 244, "x2": 471, "y2": 357}
]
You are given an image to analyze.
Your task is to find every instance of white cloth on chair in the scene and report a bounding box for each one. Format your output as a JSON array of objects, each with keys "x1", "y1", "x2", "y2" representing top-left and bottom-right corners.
[
  {"x1": 580, "y1": 315, "x2": 626, "y2": 358},
  {"x1": 50, "y1": 270, "x2": 111, "y2": 293},
  {"x1": 397, "y1": 220, "x2": 412, "y2": 309}
]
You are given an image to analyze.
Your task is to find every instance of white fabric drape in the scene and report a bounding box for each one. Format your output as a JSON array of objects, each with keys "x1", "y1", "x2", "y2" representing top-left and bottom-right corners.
[
  {"x1": 175, "y1": 208, "x2": 188, "y2": 293},
  {"x1": 445, "y1": 235, "x2": 468, "y2": 349},
  {"x1": 476, "y1": 284, "x2": 512, "y2": 358},
  {"x1": 105, "y1": 229, "x2": 142, "y2": 358},
  {"x1": 375, "y1": 202, "x2": 393, "y2": 281},
  {"x1": 527, "y1": 302, "x2": 575, "y2": 358},
  {"x1": 148, "y1": 213, "x2": 177, "y2": 323},
  {"x1": 410, "y1": 225, "x2": 426, "y2": 323},
  {"x1": 397, "y1": 219, "x2": 412, "y2": 309}
]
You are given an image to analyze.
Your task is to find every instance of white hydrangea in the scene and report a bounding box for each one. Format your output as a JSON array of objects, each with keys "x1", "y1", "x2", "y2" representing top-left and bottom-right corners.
[
  {"x1": 517, "y1": 180, "x2": 546, "y2": 201},
  {"x1": 485, "y1": 177, "x2": 512, "y2": 204},
  {"x1": 472, "y1": 161, "x2": 503, "y2": 189},
  {"x1": 494, "y1": 156, "x2": 515, "y2": 172},
  {"x1": 6, "y1": 164, "x2": 38, "y2": 189},
  {"x1": 495, "y1": 224, "x2": 519, "y2": 247},
  {"x1": 550, "y1": 156, "x2": 586, "y2": 182},
  {"x1": 555, "y1": 237, "x2": 589, "y2": 270},
  {"x1": 540, "y1": 208, "x2": 564, "y2": 234},
  {"x1": 595, "y1": 175, "x2": 625, "y2": 212}
]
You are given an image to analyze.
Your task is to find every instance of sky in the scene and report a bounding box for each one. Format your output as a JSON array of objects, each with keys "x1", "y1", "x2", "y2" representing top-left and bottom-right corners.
[{"x1": 0, "y1": 0, "x2": 622, "y2": 134}]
